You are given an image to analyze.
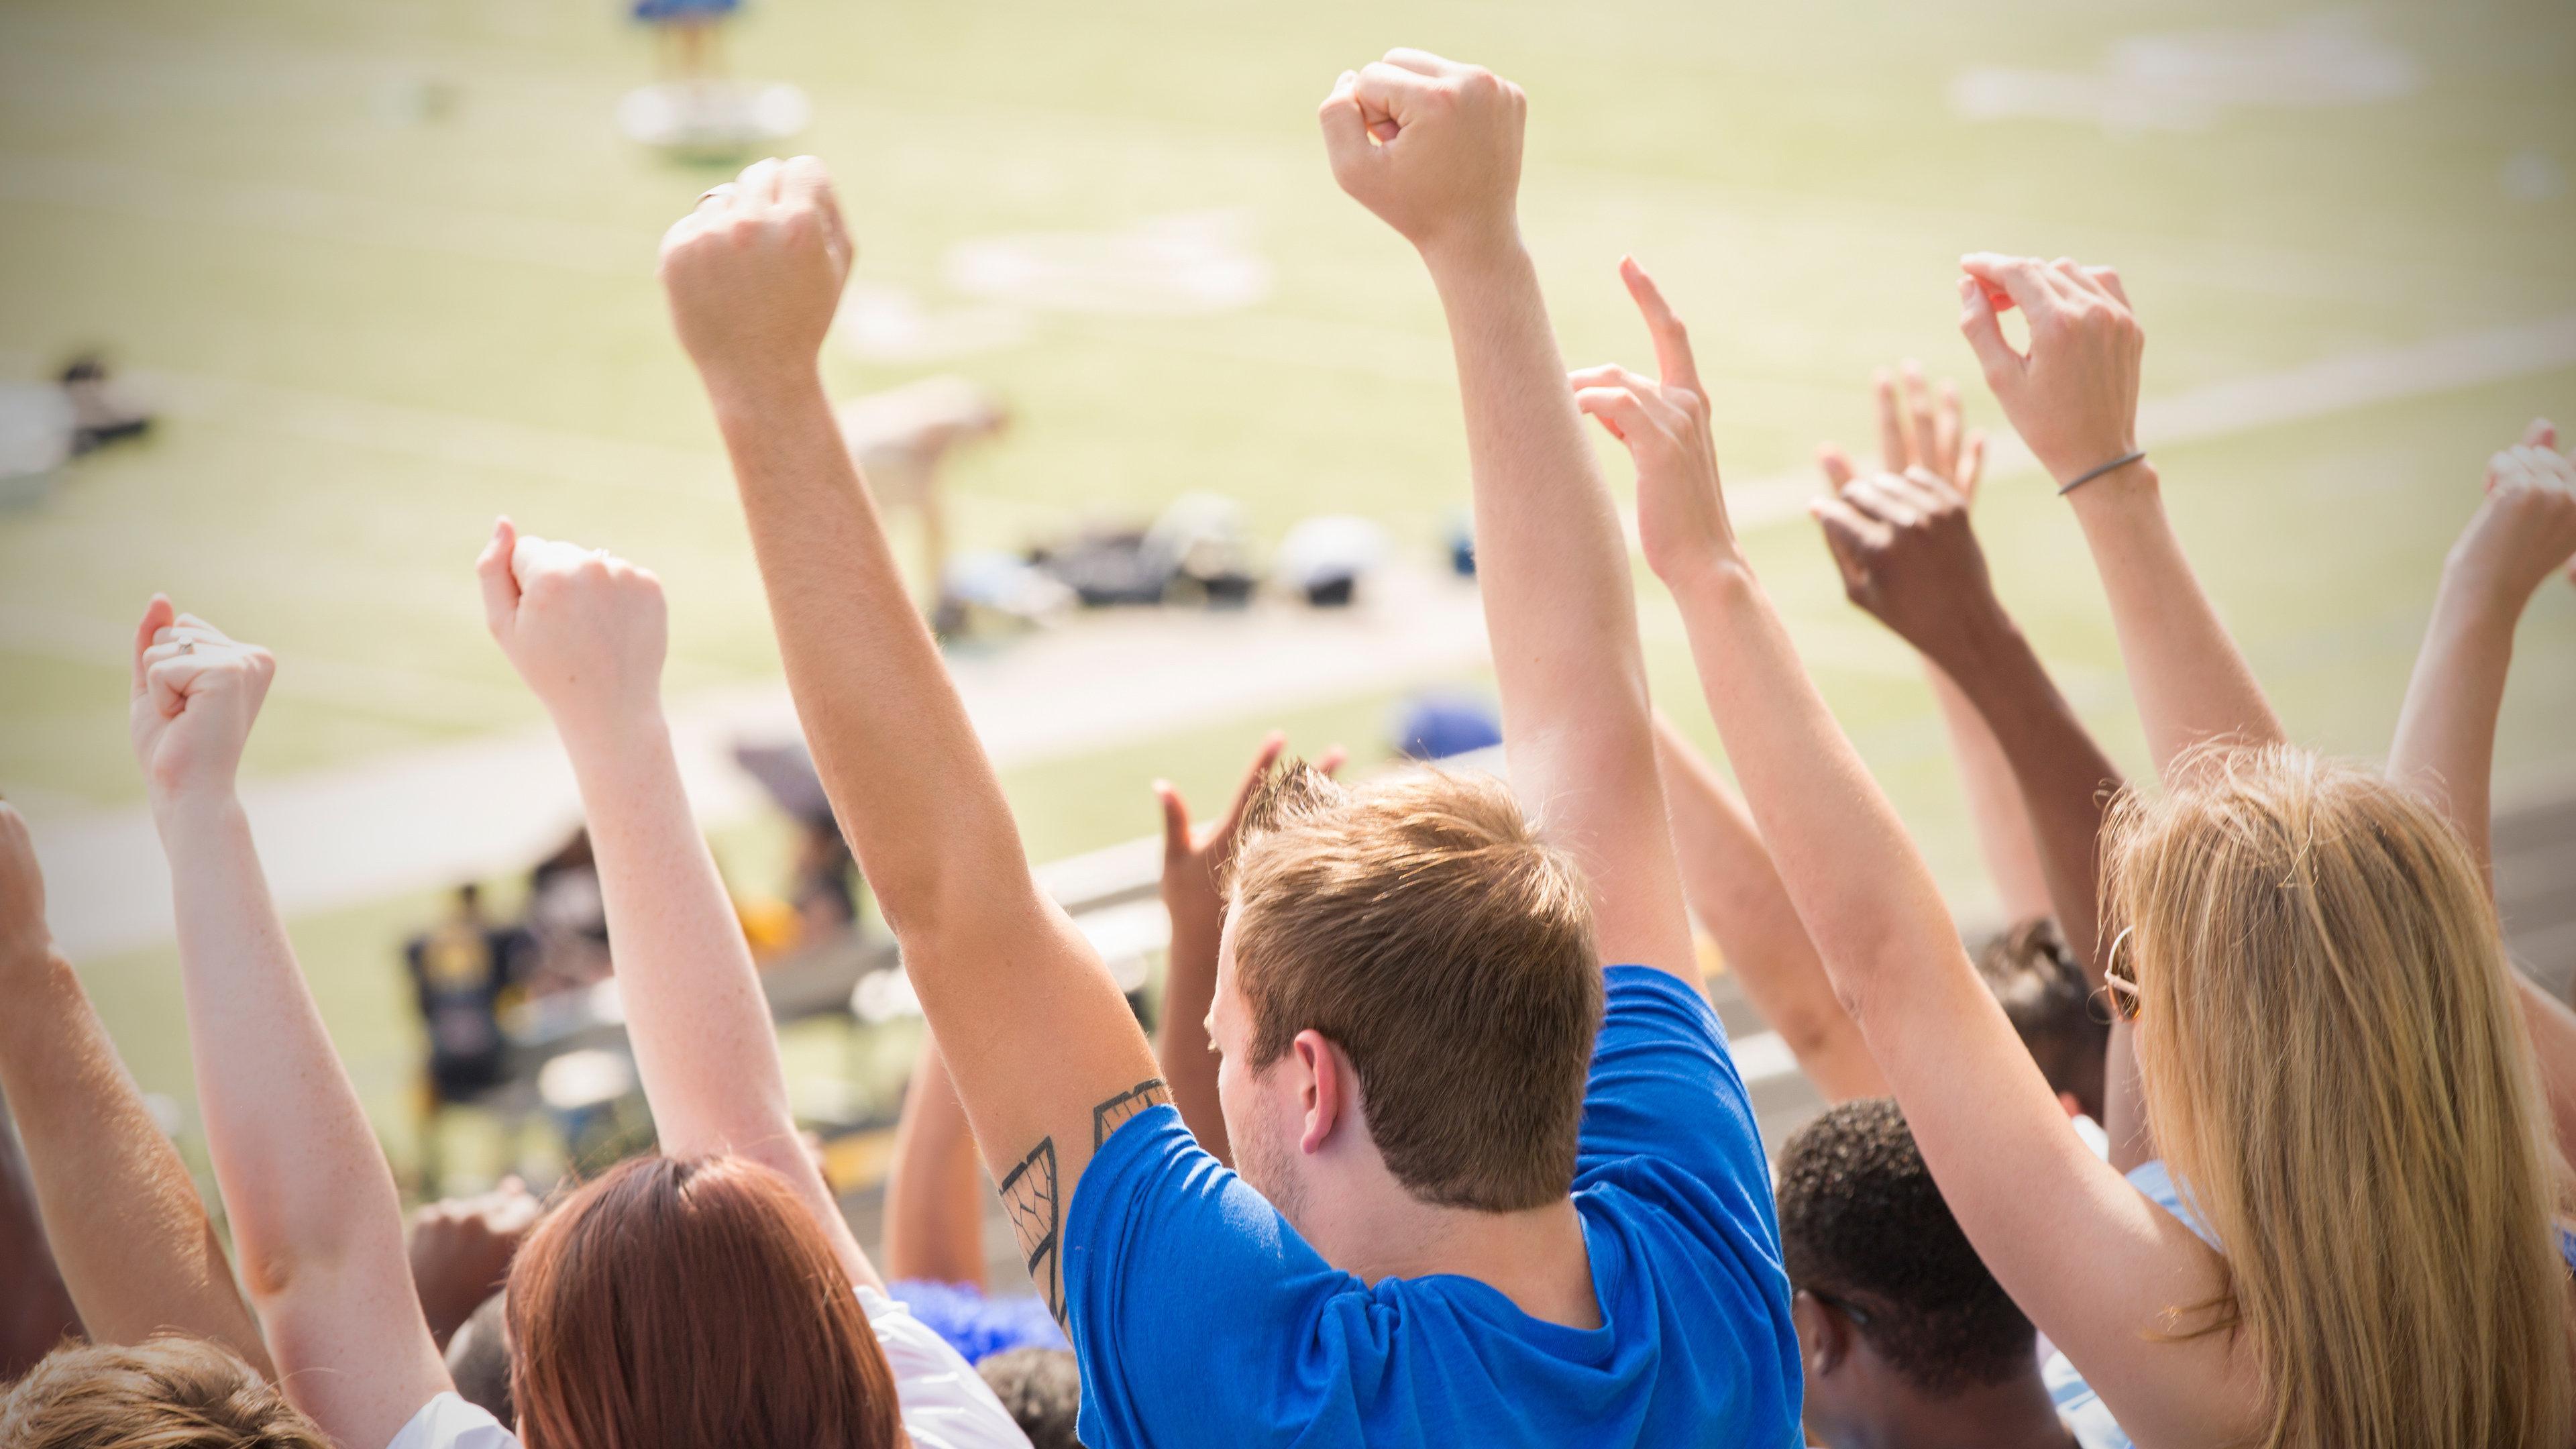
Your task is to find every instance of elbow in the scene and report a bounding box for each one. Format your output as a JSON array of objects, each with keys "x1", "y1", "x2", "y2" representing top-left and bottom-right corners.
[{"x1": 1761, "y1": 994, "x2": 1855, "y2": 1065}]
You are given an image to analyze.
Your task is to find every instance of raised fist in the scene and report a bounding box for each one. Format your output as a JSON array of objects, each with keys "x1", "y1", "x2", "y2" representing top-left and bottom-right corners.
[
  {"x1": 1319, "y1": 50, "x2": 1525, "y2": 260},
  {"x1": 1956, "y1": 253, "x2": 2143, "y2": 488},
  {"x1": 127, "y1": 598, "x2": 276, "y2": 810},
  {"x1": 657, "y1": 156, "x2": 854, "y2": 392},
  {"x1": 408, "y1": 1175, "x2": 541, "y2": 1347},
  {"x1": 476, "y1": 519, "x2": 668, "y2": 743}
]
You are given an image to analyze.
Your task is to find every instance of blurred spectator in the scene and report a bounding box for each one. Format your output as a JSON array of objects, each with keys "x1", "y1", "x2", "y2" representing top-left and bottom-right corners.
[
  {"x1": 525, "y1": 830, "x2": 612, "y2": 992},
  {"x1": 1275, "y1": 514, "x2": 1385, "y2": 606},
  {"x1": 1393, "y1": 692, "x2": 1502, "y2": 762},
  {"x1": 403, "y1": 883, "x2": 533, "y2": 1104}
]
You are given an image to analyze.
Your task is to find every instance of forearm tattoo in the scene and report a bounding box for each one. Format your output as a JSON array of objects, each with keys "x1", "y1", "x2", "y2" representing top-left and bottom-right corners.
[
  {"x1": 1093, "y1": 1077, "x2": 1173, "y2": 1148},
  {"x1": 999, "y1": 1079, "x2": 1174, "y2": 1324},
  {"x1": 999, "y1": 1137, "x2": 1062, "y2": 1318}
]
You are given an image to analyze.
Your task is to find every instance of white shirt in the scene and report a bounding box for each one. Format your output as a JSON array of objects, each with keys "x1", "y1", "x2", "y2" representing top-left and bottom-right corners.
[{"x1": 385, "y1": 1287, "x2": 1030, "y2": 1449}]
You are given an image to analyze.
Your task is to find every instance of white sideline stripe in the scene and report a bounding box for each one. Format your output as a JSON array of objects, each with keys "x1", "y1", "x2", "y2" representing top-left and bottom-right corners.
[{"x1": 23, "y1": 313, "x2": 2576, "y2": 959}]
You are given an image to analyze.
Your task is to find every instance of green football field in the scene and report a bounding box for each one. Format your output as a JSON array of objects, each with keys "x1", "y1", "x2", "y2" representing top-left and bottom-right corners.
[{"x1": 3, "y1": 0, "x2": 2573, "y2": 1177}]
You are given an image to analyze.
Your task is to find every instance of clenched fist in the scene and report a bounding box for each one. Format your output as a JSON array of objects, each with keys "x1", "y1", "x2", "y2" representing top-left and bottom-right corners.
[
  {"x1": 657, "y1": 156, "x2": 854, "y2": 394},
  {"x1": 127, "y1": 598, "x2": 276, "y2": 812},
  {"x1": 1319, "y1": 50, "x2": 1525, "y2": 261},
  {"x1": 476, "y1": 519, "x2": 667, "y2": 743}
]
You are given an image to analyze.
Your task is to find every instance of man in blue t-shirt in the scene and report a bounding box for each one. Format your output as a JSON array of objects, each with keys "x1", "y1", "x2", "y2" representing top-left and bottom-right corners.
[{"x1": 665, "y1": 45, "x2": 1799, "y2": 1449}]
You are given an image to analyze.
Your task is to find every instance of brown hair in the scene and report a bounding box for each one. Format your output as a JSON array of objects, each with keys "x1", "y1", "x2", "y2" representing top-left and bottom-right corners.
[
  {"x1": 1228, "y1": 763, "x2": 1602, "y2": 1211},
  {"x1": 1972, "y1": 916, "x2": 2106, "y2": 1122},
  {"x1": 2102, "y1": 745, "x2": 2573, "y2": 1448},
  {"x1": 0, "y1": 1336, "x2": 327, "y2": 1448},
  {"x1": 504, "y1": 1154, "x2": 904, "y2": 1449}
]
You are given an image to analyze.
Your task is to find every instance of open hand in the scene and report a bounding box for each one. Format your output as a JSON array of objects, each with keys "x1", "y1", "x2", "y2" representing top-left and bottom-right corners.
[
  {"x1": 1156, "y1": 733, "x2": 1345, "y2": 942},
  {"x1": 1957, "y1": 253, "x2": 2143, "y2": 488},
  {"x1": 127, "y1": 598, "x2": 276, "y2": 812},
  {"x1": 1570, "y1": 258, "x2": 1735, "y2": 582},
  {"x1": 476, "y1": 519, "x2": 668, "y2": 743},
  {"x1": 1319, "y1": 50, "x2": 1525, "y2": 261},
  {"x1": 1819, "y1": 362, "x2": 1988, "y2": 504},
  {"x1": 2450, "y1": 419, "x2": 2576, "y2": 608},
  {"x1": 0, "y1": 803, "x2": 53, "y2": 977},
  {"x1": 1809, "y1": 364, "x2": 2004, "y2": 666},
  {"x1": 657, "y1": 156, "x2": 854, "y2": 394}
]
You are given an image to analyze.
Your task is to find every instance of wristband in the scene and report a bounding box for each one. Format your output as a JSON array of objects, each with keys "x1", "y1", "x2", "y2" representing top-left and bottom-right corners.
[{"x1": 2057, "y1": 449, "x2": 2147, "y2": 496}]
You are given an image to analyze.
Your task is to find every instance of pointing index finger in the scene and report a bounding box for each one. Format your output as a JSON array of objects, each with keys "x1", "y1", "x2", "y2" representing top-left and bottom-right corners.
[{"x1": 1619, "y1": 257, "x2": 1701, "y2": 394}]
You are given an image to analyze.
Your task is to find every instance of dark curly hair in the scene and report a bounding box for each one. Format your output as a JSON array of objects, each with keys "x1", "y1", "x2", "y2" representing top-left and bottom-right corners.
[
  {"x1": 976, "y1": 1348, "x2": 1083, "y2": 1449},
  {"x1": 1774, "y1": 1097, "x2": 2035, "y2": 1395}
]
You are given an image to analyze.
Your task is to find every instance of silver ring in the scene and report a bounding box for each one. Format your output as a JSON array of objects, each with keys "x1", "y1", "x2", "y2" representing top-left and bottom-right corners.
[
  {"x1": 176, "y1": 638, "x2": 195, "y2": 655},
  {"x1": 697, "y1": 183, "x2": 735, "y2": 205}
]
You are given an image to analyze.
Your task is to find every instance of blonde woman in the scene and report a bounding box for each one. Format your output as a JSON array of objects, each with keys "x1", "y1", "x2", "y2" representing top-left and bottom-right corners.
[{"x1": 1568, "y1": 249, "x2": 2572, "y2": 1448}]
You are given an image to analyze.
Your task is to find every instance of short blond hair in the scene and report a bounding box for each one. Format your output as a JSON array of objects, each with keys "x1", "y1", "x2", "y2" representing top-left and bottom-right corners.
[
  {"x1": 2104, "y1": 745, "x2": 2573, "y2": 1448},
  {"x1": 0, "y1": 1336, "x2": 328, "y2": 1449},
  {"x1": 1228, "y1": 763, "x2": 1601, "y2": 1211}
]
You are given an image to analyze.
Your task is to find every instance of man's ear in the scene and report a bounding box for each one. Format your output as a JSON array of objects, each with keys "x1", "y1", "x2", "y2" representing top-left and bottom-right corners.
[
  {"x1": 1291, "y1": 1029, "x2": 1348, "y2": 1155},
  {"x1": 1791, "y1": 1290, "x2": 1850, "y2": 1378}
]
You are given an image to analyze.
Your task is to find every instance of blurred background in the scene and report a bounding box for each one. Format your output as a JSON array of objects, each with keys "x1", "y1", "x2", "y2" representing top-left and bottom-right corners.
[{"x1": 2, "y1": 0, "x2": 2571, "y2": 1237}]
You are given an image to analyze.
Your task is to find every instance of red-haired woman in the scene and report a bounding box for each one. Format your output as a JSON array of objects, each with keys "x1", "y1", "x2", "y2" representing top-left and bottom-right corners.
[{"x1": 129, "y1": 525, "x2": 1030, "y2": 1448}]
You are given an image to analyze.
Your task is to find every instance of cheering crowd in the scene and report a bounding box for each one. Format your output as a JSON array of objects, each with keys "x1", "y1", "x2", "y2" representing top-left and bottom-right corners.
[{"x1": 3, "y1": 48, "x2": 2573, "y2": 1449}]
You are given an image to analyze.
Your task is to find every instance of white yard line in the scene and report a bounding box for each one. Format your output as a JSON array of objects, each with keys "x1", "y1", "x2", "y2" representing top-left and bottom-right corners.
[{"x1": 23, "y1": 313, "x2": 2576, "y2": 959}]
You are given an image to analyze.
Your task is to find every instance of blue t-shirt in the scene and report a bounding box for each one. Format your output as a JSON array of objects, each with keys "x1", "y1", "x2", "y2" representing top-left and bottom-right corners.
[{"x1": 1061, "y1": 965, "x2": 1801, "y2": 1448}]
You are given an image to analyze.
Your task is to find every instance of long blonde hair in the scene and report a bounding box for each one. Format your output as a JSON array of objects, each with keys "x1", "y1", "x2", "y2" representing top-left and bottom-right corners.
[{"x1": 2102, "y1": 745, "x2": 2573, "y2": 1449}]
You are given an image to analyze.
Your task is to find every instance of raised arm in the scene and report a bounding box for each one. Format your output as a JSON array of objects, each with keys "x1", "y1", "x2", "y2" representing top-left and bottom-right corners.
[
  {"x1": 1958, "y1": 255, "x2": 2284, "y2": 782},
  {"x1": 0, "y1": 803, "x2": 268, "y2": 1373},
  {"x1": 1819, "y1": 368, "x2": 2050, "y2": 923},
  {"x1": 881, "y1": 1036, "x2": 986, "y2": 1289},
  {"x1": 2389, "y1": 423, "x2": 2575, "y2": 883},
  {"x1": 1650, "y1": 716, "x2": 1884, "y2": 1100},
  {"x1": 659, "y1": 157, "x2": 1165, "y2": 1322},
  {"x1": 1324, "y1": 51, "x2": 1695, "y2": 981},
  {"x1": 1807, "y1": 438, "x2": 2147, "y2": 1161},
  {"x1": 128, "y1": 599, "x2": 449, "y2": 1447},
  {"x1": 475, "y1": 521, "x2": 881, "y2": 1293},
  {"x1": 2386, "y1": 423, "x2": 2576, "y2": 1157},
  {"x1": 1580, "y1": 269, "x2": 2257, "y2": 1446},
  {"x1": 0, "y1": 1097, "x2": 78, "y2": 1379}
]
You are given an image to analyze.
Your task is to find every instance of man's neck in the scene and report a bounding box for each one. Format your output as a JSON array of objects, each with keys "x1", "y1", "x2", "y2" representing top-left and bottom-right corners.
[
  {"x1": 1307, "y1": 1191, "x2": 1600, "y2": 1330},
  {"x1": 1855, "y1": 1372, "x2": 2077, "y2": 1449}
]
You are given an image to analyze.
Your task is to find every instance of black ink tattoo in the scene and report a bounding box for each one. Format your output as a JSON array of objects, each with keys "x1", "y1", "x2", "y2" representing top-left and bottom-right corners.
[
  {"x1": 1093, "y1": 1077, "x2": 1173, "y2": 1149},
  {"x1": 998, "y1": 1136, "x2": 1062, "y2": 1320}
]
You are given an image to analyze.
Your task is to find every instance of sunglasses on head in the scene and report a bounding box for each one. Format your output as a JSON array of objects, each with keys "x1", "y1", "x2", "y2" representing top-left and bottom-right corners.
[{"x1": 2100, "y1": 925, "x2": 2141, "y2": 1023}]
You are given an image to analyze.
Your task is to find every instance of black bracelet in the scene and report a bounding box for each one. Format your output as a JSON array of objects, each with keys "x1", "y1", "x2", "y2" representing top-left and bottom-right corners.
[{"x1": 2057, "y1": 449, "x2": 2147, "y2": 496}]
